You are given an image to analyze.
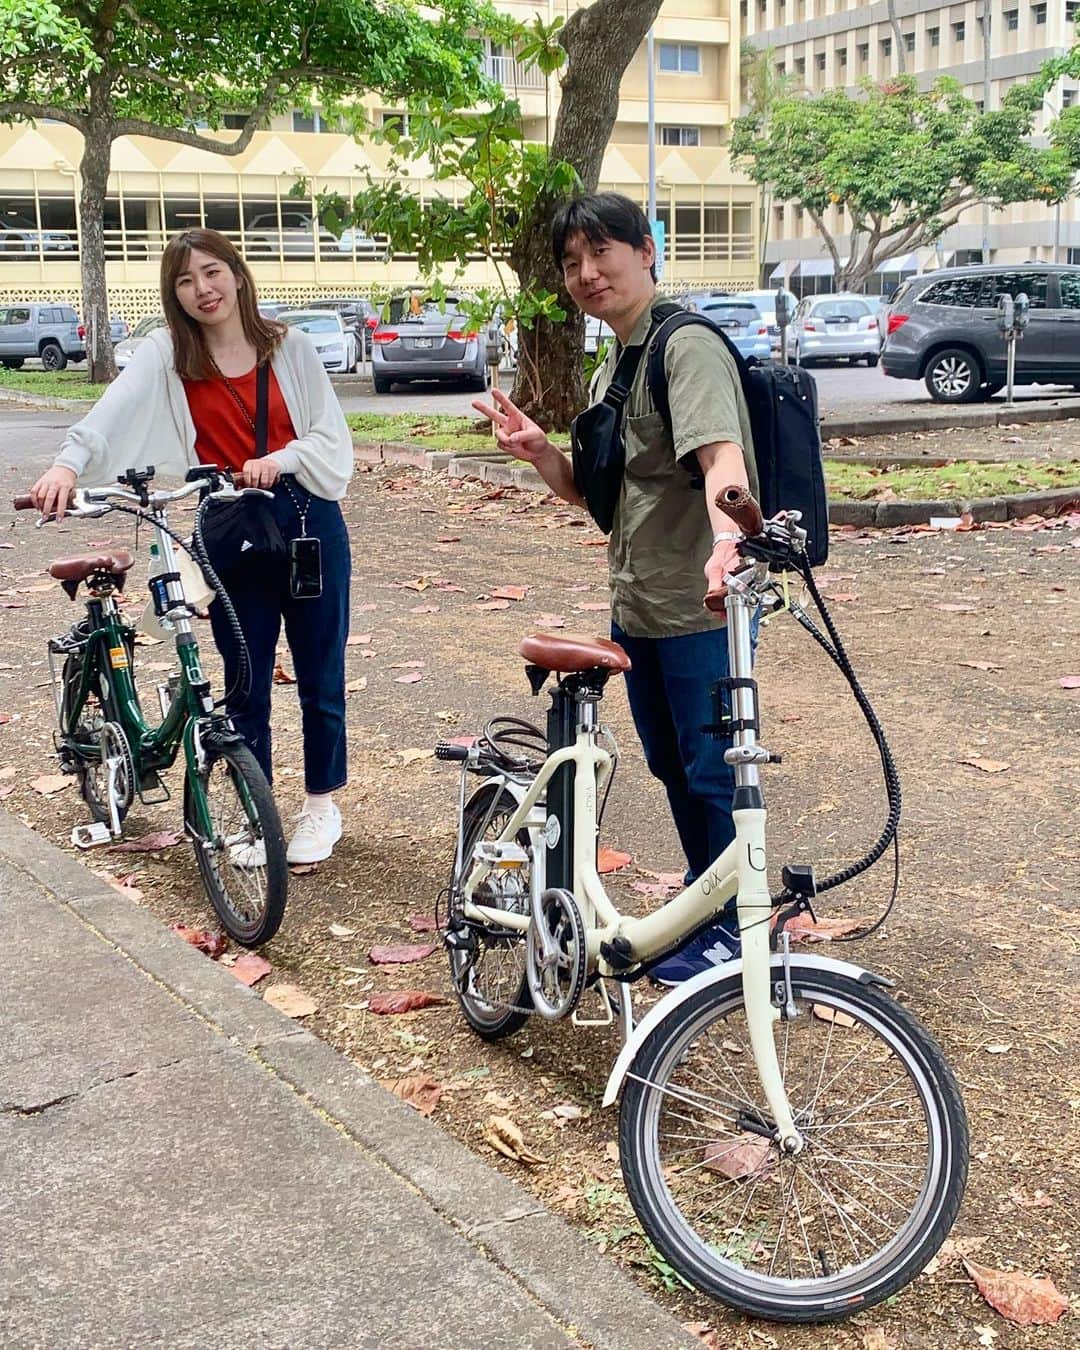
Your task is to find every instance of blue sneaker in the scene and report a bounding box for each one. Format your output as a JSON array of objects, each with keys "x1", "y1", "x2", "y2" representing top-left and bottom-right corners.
[{"x1": 649, "y1": 916, "x2": 741, "y2": 987}]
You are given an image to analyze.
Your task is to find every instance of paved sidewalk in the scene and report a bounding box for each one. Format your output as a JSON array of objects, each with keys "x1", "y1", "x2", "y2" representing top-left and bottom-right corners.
[{"x1": 0, "y1": 810, "x2": 695, "y2": 1350}]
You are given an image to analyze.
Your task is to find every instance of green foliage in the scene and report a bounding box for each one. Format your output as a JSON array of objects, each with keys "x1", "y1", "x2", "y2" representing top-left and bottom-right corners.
[
  {"x1": 731, "y1": 73, "x2": 1080, "y2": 287},
  {"x1": 0, "y1": 0, "x2": 95, "y2": 66}
]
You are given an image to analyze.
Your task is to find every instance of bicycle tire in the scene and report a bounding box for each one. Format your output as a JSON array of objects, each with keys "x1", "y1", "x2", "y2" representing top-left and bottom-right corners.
[
  {"x1": 184, "y1": 741, "x2": 288, "y2": 946},
  {"x1": 618, "y1": 968, "x2": 968, "y2": 1324},
  {"x1": 448, "y1": 782, "x2": 533, "y2": 1039},
  {"x1": 60, "y1": 649, "x2": 134, "y2": 827}
]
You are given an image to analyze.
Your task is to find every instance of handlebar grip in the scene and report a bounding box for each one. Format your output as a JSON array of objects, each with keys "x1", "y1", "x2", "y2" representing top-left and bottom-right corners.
[
  {"x1": 12, "y1": 494, "x2": 36, "y2": 511},
  {"x1": 716, "y1": 485, "x2": 764, "y2": 537},
  {"x1": 435, "y1": 742, "x2": 470, "y2": 762}
]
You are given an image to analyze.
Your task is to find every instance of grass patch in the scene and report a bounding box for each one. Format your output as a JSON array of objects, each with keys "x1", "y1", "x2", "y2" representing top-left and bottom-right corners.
[
  {"x1": 824, "y1": 458, "x2": 1080, "y2": 500},
  {"x1": 0, "y1": 368, "x2": 107, "y2": 400},
  {"x1": 347, "y1": 411, "x2": 569, "y2": 453}
]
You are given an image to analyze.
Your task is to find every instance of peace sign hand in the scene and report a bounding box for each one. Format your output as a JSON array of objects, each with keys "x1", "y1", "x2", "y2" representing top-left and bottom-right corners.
[{"x1": 471, "y1": 388, "x2": 554, "y2": 465}]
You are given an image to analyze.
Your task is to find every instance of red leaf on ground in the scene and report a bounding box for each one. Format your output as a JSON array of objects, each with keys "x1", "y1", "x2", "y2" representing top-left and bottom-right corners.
[
  {"x1": 821, "y1": 591, "x2": 858, "y2": 602},
  {"x1": 474, "y1": 599, "x2": 511, "y2": 611},
  {"x1": 436, "y1": 535, "x2": 460, "y2": 544},
  {"x1": 574, "y1": 601, "x2": 610, "y2": 612},
  {"x1": 368, "y1": 990, "x2": 449, "y2": 1015},
  {"x1": 959, "y1": 757, "x2": 1010, "y2": 774},
  {"x1": 231, "y1": 953, "x2": 272, "y2": 986},
  {"x1": 170, "y1": 924, "x2": 228, "y2": 958},
  {"x1": 112, "y1": 829, "x2": 184, "y2": 853},
  {"x1": 597, "y1": 846, "x2": 632, "y2": 874},
  {"x1": 409, "y1": 604, "x2": 440, "y2": 614},
  {"x1": 273, "y1": 662, "x2": 296, "y2": 684},
  {"x1": 30, "y1": 774, "x2": 70, "y2": 795},
  {"x1": 369, "y1": 942, "x2": 438, "y2": 964},
  {"x1": 1059, "y1": 675, "x2": 1080, "y2": 689},
  {"x1": 491, "y1": 584, "x2": 527, "y2": 602},
  {"x1": 346, "y1": 633, "x2": 371, "y2": 646},
  {"x1": 385, "y1": 1073, "x2": 444, "y2": 1117},
  {"x1": 535, "y1": 612, "x2": 566, "y2": 628},
  {"x1": 394, "y1": 671, "x2": 424, "y2": 684},
  {"x1": 958, "y1": 660, "x2": 1003, "y2": 672},
  {"x1": 408, "y1": 914, "x2": 439, "y2": 932},
  {"x1": 785, "y1": 913, "x2": 873, "y2": 942},
  {"x1": 703, "y1": 1132, "x2": 772, "y2": 1179},
  {"x1": 962, "y1": 1259, "x2": 1068, "y2": 1326}
]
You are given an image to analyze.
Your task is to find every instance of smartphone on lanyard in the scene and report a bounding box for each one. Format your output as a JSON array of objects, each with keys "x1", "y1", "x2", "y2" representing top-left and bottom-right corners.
[{"x1": 290, "y1": 536, "x2": 322, "y2": 599}]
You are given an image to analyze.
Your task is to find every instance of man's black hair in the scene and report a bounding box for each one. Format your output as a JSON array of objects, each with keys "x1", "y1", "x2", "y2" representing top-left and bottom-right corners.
[{"x1": 551, "y1": 192, "x2": 657, "y2": 282}]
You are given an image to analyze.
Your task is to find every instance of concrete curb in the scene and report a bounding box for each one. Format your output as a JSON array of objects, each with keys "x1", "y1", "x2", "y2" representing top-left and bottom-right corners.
[
  {"x1": 0, "y1": 808, "x2": 695, "y2": 1350},
  {"x1": 820, "y1": 397, "x2": 1080, "y2": 440},
  {"x1": 0, "y1": 386, "x2": 96, "y2": 411},
  {"x1": 354, "y1": 439, "x2": 1080, "y2": 528}
]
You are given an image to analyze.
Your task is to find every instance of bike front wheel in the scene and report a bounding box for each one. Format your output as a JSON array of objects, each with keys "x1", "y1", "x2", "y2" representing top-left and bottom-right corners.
[
  {"x1": 184, "y1": 741, "x2": 288, "y2": 946},
  {"x1": 618, "y1": 967, "x2": 968, "y2": 1324}
]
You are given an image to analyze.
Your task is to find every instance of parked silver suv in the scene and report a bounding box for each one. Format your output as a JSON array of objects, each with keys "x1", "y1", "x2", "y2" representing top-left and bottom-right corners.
[
  {"x1": 881, "y1": 263, "x2": 1080, "y2": 402},
  {"x1": 0, "y1": 302, "x2": 84, "y2": 370}
]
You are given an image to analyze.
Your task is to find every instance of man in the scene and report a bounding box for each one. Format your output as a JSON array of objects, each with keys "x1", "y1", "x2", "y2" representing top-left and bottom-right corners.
[{"x1": 473, "y1": 192, "x2": 758, "y2": 983}]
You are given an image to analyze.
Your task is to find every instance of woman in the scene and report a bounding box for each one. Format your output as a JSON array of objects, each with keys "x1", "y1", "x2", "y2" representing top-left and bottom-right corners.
[{"x1": 31, "y1": 228, "x2": 354, "y2": 865}]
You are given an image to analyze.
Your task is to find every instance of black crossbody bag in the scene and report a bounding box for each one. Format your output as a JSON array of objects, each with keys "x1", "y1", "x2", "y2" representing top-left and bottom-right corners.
[
  {"x1": 569, "y1": 338, "x2": 648, "y2": 536},
  {"x1": 198, "y1": 361, "x2": 289, "y2": 580}
]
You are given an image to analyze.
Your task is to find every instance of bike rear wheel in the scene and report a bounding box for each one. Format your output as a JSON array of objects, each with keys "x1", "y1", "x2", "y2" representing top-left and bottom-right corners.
[
  {"x1": 447, "y1": 783, "x2": 533, "y2": 1039},
  {"x1": 184, "y1": 741, "x2": 288, "y2": 946},
  {"x1": 60, "y1": 646, "x2": 135, "y2": 828},
  {"x1": 618, "y1": 968, "x2": 967, "y2": 1323}
]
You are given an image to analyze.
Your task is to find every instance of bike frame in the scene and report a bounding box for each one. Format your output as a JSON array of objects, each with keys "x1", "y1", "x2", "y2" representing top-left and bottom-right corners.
[{"x1": 460, "y1": 572, "x2": 803, "y2": 1149}]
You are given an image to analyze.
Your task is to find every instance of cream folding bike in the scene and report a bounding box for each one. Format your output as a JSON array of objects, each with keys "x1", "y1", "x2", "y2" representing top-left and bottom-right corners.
[{"x1": 436, "y1": 486, "x2": 967, "y2": 1324}]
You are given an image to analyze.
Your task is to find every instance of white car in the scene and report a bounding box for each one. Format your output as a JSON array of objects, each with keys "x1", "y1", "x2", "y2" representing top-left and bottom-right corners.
[
  {"x1": 113, "y1": 313, "x2": 166, "y2": 370},
  {"x1": 244, "y1": 211, "x2": 337, "y2": 258},
  {"x1": 279, "y1": 309, "x2": 357, "y2": 373},
  {"x1": 791, "y1": 294, "x2": 881, "y2": 367}
]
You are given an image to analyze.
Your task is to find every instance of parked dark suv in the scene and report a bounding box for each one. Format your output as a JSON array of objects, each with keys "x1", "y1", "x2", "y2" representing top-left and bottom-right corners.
[{"x1": 881, "y1": 263, "x2": 1080, "y2": 402}]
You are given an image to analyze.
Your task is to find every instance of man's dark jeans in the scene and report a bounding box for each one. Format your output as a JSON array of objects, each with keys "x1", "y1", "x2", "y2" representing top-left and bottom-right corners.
[
  {"x1": 209, "y1": 484, "x2": 350, "y2": 794},
  {"x1": 611, "y1": 620, "x2": 752, "y2": 885}
]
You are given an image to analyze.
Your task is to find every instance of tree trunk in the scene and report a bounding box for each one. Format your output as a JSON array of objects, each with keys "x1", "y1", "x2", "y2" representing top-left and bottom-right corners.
[
  {"x1": 509, "y1": 0, "x2": 663, "y2": 429},
  {"x1": 887, "y1": 1, "x2": 906, "y2": 75},
  {"x1": 79, "y1": 71, "x2": 117, "y2": 384}
]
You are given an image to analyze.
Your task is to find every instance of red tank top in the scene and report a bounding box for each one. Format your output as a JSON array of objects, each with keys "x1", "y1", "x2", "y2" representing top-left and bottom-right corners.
[{"x1": 182, "y1": 364, "x2": 297, "y2": 473}]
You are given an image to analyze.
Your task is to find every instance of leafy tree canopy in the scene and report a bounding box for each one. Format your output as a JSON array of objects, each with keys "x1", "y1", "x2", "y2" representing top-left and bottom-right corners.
[{"x1": 731, "y1": 73, "x2": 1080, "y2": 290}]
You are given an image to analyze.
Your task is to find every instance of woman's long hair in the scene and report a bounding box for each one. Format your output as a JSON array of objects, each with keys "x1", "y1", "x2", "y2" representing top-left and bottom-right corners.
[{"x1": 160, "y1": 228, "x2": 283, "y2": 380}]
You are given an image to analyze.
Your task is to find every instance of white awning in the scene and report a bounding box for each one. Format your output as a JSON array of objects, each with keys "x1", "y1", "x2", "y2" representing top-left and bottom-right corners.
[
  {"x1": 876, "y1": 251, "x2": 918, "y2": 273},
  {"x1": 768, "y1": 260, "x2": 793, "y2": 282},
  {"x1": 792, "y1": 258, "x2": 836, "y2": 277}
]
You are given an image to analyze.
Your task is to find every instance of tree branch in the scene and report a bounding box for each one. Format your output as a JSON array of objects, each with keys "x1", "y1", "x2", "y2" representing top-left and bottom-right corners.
[{"x1": 0, "y1": 100, "x2": 86, "y2": 132}]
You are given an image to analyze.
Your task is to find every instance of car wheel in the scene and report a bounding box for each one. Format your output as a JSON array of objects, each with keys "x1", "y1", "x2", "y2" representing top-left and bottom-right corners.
[
  {"x1": 373, "y1": 375, "x2": 392, "y2": 394},
  {"x1": 924, "y1": 348, "x2": 982, "y2": 403},
  {"x1": 467, "y1": 368, "x2": 491, "y2": 393},
  {"x1": 1, "y1": 357, "x2": 24, "y2": 370},
  {"x1": 866, "y1": 354, "x2": 880, "y2": 367},
  {"x1": 40, "y1": 341, "x2": 67, "y2": 371}
]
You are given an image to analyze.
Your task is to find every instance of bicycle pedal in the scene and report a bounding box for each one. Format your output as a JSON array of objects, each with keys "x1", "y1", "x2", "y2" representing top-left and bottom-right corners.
[{"x1": 71, "y1": 822, "x2": 114, "y2": 849}]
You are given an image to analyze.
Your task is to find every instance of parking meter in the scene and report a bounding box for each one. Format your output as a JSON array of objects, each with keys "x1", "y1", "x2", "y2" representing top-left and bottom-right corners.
[
  {"x1": 1014, "y1": 292, "x2": 1030, "y2": 331},
  {"x1": 997, "y1": 292, "x2": 1027, "y2": 406},
  {"x1": 996, "y1": 293, "x2": 1014, "y2": 334},
  {"x1": 775, "y1": 287, "x2": 795, "y2": 364}
]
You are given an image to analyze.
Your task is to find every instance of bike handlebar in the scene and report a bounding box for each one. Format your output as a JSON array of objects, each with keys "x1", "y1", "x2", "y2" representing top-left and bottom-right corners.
[
  {"x1": 13, "y1": 478, "x2": 270, "y2": 520},
  {"x1": 717, "y1": 485, "x2": 765, "y2": 537}
]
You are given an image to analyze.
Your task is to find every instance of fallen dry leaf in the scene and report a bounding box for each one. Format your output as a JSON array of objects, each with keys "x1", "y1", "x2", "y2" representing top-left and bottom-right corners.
[
  {"x1": 934, "y1": 603, "x2": 978, "y2": 613},
  {"x1": 682, "y1": 1324, "x2": 722, "y2": 1350},
  {"x1": 367, "y1": 990, "x2": 449, "y2": 1015},
  {"x1": 535, "y1": 612, "x2": 566, "y2": 629},
  {"x1": 386, "y1": 1073, "x2": 443, "y2": 1117},
  {"x1": 474, "y1": 599, "x2": 511, "y2": 611},
  {"x1": 1008, "y1": 1186, "x2": 1052, "y2": 1209},
  {"x1": 959, "y1": 758, "x2": 1010, "y2": 774},
  {"x1": 409, "y1": 604, "x2": 440, "y2": 615},
  {"x1": 264, "y1": 984, "x2": 317, "y2": 1018},
  {"x1": 169, "y1": 924, "x2": 228, "y2": 958},
  {"x1": 491, "y1": 584, "x2": 527, "y2": 602},
  {"x1": 483, "y1": 1115, "x2": 546, "y2": 1165},
  {"x1": 30, "y1": 774, "x2": 71, "y2": 796},
  {"x1": 703, "y1": 1132, "x2": 772, "y2": 1180},
  {"x1": 408, "y1": 914, "x2": 438, "y2": 932},
  {"x1": 368, "y1": 942, "x2": 437, "y2": 965},
  {"x1": 861, "y1": 1330, "x2": 900, "y2": 1350},
  {"x1": 597, "y1": 846, "x2": 632, "y2": 874},
  {"x1": 328, "y1": 923, "x2": 356, "y2": 938},
  {"x1": 785, "y1": 913, "x2": 872, "y2": 942},
  {"x1": 112, "y1": 828, "x2": 184, "y2": 853},
  {"x1": 962, "y1": 1259, "x2": 1068, "y2": 1327},
  {"x1": 346, "y1": 633, "x2": 371, "y2": 646},
  {"x1": 811, "y1": 1004, "x2": 857, "y2": 1027},
  {"x1": 231, "y1": 953, "x2": 272, "y2": 986},
  {"x1": 959, "y1": 660, "x2": 1004, "y2": 672},
  {"x1": 1059, "y1": 675, "x2": 1080, "y2": 689},
  {"x1": 272, "y1": 662, "x2": 296, "y2": 684},
  {"x1": 345, "y1": 677, "x2": 367, "y2": 694},
  {"x1": 395, "y1": 671, "x2": 424, "y2": 684},
  {"x1": 821, "y1": 591, "x2": 858, "y2": 602}
]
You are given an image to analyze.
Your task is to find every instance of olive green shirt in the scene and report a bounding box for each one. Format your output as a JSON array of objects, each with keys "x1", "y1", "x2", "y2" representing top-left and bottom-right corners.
[{"x1": 591, "y1": 301, "x2": 758, "y2": 638}]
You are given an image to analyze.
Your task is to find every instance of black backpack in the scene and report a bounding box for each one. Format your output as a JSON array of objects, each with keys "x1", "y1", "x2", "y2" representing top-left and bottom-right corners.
[{"x1": 645, "y1": 300, "x2": 829, "y2": 567}]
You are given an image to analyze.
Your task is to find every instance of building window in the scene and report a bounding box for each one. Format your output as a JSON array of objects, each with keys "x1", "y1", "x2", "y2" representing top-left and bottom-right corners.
[
  {"x1": 837, "y1": 48, "x2": 848, "y2": 69},
  {"x1": 380, "y1": 110, "x2": 410, "y2": 137},
  {"x1": 740, "y1": 0, "x2": 747, "y2": 15},
  {"x1": 658, "y1": 42, "x2": 701, "y2": 74},
  {"x1": 880, "y1": 37, "x2": 892, "y2": 56},
  {"x1": 795, "y1": 56, "x2": 806, "y2": 75},
  {"x1": 660, "y1": 125, "x2": 701, "y2": 146},
  {"x1": 1068, "y1": 248, "x2": 1080, "y2": 265},
  {"x1": 1005, "y1": 9, "x2": 1019, "y2": 29},
  {"x1": 975, "y1": 99, "x2": 985, "y2": 114},
  {"x1": 1063, "y1": 88, "x2": 1078, "y2": 108},
  {"x1": 775, "y1": 60, "x2": 787, "y2": 77},
  {"x1": 292, "y1": 110, "x2": 339, "y2": 134},
  {"x1": 927, "y1": 26, "x2": 940, "y2": 47},
  {"x1": 1067, "y1": 1, "x2": 1080, "y2": 21},
  {"x1": 758, "y1": 0, "x2": 767, "y2": 10},
  {"x1": 1032, "y1": 3, "x2": 1047, "y2": 24},
  {"x1": 815, "y1": 52, "x2": 826, "y2": 71},
  {"x1": 857, "y1": 42, "x2": 869, "y2": 63},
  {"x1": 904, "y1": 32, "x2": 915, "y2": 52},
  {"x1": 952, "y1": 21, "x2": 965, "y2": 42}
]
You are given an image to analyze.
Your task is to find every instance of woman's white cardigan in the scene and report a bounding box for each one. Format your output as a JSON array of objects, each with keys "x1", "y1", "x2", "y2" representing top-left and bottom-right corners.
[{"x1": 54, "y1": 327, "x2": 354, "y2": 501}]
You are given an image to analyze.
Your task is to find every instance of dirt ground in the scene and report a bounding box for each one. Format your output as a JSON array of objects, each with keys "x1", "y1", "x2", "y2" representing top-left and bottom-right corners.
[
  {"x1": 2, "y1": 460, "x2": 1078, "y2": 1349},
  {"x1": 823, "y1": 416, "x2": 1080, "y2": 465}
]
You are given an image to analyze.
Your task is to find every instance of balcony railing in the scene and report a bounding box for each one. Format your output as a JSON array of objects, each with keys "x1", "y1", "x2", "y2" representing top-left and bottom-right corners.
[{"x1": 483, "y1": 55, "x2": 546, "y2": 91}]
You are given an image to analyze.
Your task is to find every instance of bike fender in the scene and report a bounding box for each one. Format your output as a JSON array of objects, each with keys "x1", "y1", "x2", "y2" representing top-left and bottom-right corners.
[{"x1": 601, "y1": 952, "x2": 892, "y2": 1109}]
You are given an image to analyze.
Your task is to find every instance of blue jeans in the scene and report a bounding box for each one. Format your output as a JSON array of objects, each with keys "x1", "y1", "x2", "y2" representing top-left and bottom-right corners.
[
  {"x1": 611, "y1": 620, "x2": 754, "y2": 884},
  {"x1": 209, "y1": 483, "x2": 350, "y2": 794}
]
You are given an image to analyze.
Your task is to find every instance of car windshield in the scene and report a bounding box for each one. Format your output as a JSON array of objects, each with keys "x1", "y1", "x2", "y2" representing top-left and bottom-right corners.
[
  {"x1": 130, "y1": 314, "x2": 165, "y2": 338},
  {"x1": 282, "y1": 314, "x2": 340, "y2": 333},
  {"x1": 812, "y1": 300, "x2": 871, "y2": 320},
  {"x1": 387, "y1": 297, "x2": 462, "y2": 324},
  {"x1": 702, "y1": 304, "x2": 761, "y2": 323}
]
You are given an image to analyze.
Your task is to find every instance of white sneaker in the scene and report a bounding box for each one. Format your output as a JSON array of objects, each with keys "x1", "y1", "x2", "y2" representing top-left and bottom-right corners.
[
  {"x1": 287, "y1": 801, "x2": 342, "y2": 865},
  {"x1": 230, "y1": 838, "x2": 266, "y2": 869}
]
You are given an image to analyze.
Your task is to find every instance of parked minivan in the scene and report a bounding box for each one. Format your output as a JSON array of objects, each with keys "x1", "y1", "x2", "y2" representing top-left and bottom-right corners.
[
  {"x1": 881, "y1": 263, "x2": 1080, "y2": 402},
  {"x1": 0, "y1": 302, "x2": 84, "y2": 370}
]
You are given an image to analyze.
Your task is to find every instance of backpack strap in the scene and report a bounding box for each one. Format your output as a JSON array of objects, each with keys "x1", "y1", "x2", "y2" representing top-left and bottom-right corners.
[{"x1": 645, "y1": 309, "x2": 751, "y2": 438}]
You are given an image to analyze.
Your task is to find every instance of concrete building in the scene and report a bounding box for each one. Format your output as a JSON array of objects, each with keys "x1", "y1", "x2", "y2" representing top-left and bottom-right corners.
[
  {"x1": 0, "y1": 1, "x2": 758, "y2": 322},
  {"x1": 742, "y1": 0, "x2": 1080, "y2": 291}
]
